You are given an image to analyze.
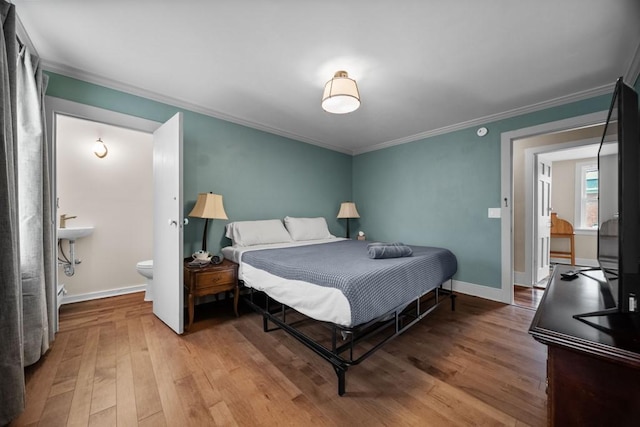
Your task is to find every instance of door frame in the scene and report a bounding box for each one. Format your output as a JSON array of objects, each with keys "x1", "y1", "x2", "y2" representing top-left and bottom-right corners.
[
  {"x1": 500, "y1": 111, "x2": 607, "y2": 304},
  {"x1": 45, "y1": 96, "x2": 161, "y2": 331}
]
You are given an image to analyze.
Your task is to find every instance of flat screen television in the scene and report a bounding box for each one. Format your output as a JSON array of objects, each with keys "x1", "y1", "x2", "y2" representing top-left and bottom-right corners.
[{"x1": 575, "y1": 76, "x2": 640, "y2": 319}]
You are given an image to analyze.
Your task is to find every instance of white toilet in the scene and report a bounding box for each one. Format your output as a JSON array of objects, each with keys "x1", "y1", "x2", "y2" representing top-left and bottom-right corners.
[{"x1": 136, "y1": 260, "x2": 154, "y2": 301}]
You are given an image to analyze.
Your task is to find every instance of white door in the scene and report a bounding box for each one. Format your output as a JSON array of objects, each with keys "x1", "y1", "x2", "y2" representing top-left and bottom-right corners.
[
  {"x1": 152, "y1": 113, "x2": 184, "y2": 334},
  {"x1": 534, "y1": 158, "x2": 552, "y2": 283}
]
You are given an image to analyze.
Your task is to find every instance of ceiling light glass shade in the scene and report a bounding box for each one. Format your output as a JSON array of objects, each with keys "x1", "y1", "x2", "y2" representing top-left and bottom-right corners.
[
  {"x1": 93, "y1": 138, "x2": 108, "y2": 158},
  {"x1": 337, "y1": 202, "x2": 360, "y2": 219},
  {"x1": 189, "y1": 192, "x2": 228, "y2": 220},
  {"x1": 322, "y1": 70, "x2": 360, "y2": 114}
]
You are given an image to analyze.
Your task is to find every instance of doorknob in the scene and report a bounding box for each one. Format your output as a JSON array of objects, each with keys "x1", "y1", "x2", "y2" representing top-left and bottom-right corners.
[{"x1": 183, "y1": 218, "x2": 189, "y2": 225}]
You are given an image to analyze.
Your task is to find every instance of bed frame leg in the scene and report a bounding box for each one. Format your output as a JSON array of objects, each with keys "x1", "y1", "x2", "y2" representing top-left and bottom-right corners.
[
  {"x1": 334, "y1": 367, "x2": 346, "y2": 396},
  {"x1": 450, "y1": 293, "x2": 457, "y2": 311}
]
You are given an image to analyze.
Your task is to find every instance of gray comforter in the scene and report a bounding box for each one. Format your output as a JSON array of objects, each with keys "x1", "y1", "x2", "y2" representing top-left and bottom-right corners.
[{"x1": 242, "y1": 240, "x2": 457, "y2": 327}]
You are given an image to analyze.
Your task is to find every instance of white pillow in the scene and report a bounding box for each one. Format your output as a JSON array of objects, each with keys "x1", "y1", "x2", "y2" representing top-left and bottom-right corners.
[
  {"x1": 225, "y1": 219, "x2": 292, "y2": 247},
  {"x1": 284, "y1": 216, "x2": 334, "y2": 241}
]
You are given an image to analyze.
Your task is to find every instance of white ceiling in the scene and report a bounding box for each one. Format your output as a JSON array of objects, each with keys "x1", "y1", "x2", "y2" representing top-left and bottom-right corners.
[{"x1": 14, "y1": 0, "x2": 640, "y2": 155}]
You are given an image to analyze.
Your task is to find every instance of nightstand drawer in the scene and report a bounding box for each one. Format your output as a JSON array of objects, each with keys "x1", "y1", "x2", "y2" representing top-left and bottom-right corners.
[{"x1": 197, "y1": 269, "x2": 235, "y2": 287}]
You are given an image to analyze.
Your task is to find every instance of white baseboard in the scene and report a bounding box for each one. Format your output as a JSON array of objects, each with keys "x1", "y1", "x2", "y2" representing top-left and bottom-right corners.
[
  {"x1": 452, "y1": 279, "x2": 507, "y2": 304},
  {"x1": 61, "y1": 284, "x2": 147, "y2": 305},
  {"x1": 61, "y1": 284, "x2": 222, "y2": 307}
]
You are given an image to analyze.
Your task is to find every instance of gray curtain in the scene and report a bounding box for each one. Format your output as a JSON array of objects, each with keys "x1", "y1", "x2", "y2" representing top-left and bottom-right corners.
[
  {"x1": 17, "y1": 37, "x2": 52, "y2": 365},
  {"x1": 0, "y1": 0, "x2": 53, "y2": 423},
  {"x1": 0, "y1": 2, "x2": 24, "y2": 425}
]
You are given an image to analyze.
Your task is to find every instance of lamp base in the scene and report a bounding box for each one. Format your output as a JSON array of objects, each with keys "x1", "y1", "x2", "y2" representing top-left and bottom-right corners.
[{"x1": 201, "y1": 218, "x2": 210, "y2": 252}]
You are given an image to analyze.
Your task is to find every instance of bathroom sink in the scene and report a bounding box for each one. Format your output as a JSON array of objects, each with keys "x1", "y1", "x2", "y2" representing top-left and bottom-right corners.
[{"x1": 57, "y1": 226, "x2": 94, "y2": 241}]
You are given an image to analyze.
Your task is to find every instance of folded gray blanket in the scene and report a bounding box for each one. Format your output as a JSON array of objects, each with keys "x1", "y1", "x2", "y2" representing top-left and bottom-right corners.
[
  {"x1": 368, "y1": 244, "x2": 413, "y2": 259},
  {"x1": 367, "y1": 241, "x2": 405, "y2": 248}
]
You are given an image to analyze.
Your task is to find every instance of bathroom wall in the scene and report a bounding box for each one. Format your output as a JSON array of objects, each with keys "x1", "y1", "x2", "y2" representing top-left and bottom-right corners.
[{"x1": 56, "y1": 114, "x2": 153, "y2": 299}]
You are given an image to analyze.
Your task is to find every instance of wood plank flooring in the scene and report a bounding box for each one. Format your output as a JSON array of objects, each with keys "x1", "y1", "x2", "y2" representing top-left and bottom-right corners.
[
  {"x1": 12, "y1": 292, "x2": 547, "y2": 426},
  {"x1": 513, "y1": 286, "x2": 545, "y2": 310}
]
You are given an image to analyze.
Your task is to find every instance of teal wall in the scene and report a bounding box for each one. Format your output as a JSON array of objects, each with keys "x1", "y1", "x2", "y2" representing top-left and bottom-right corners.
[
  {"x1": 45, "y1": 73, "x2": 352, "y2": 254},
  {"x1": 46, "y1": 70, "x2": 629, "y2": 289},
  {"x1": 353, "y1": 94, "x2": 612, "y2": 288}
]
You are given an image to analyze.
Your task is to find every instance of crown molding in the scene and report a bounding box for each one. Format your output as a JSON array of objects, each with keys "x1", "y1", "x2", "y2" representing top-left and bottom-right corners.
[
  {"x1": 44, "y1": 60, "x2": 617, "y2": 158},
  {"x1": 41, "y1": 60, "x2": 353, "y2": 155},
  {"x1": 624, "y1": 41, "x2": 640, "y2": 85},
  {"x1": 352, "y1": 83, "x2": 615, "y2": 155}
]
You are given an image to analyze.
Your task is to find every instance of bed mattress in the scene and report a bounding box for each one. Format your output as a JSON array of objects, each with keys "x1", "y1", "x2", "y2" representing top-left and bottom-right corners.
[{"x1": 223, "y1": 239, "x2": 457, "y2": 327}]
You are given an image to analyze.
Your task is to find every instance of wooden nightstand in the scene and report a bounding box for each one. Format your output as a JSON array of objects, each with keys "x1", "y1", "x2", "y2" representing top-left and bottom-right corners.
[{"x1": 183, "y1": 258, "x2": 239, "y2": 331}]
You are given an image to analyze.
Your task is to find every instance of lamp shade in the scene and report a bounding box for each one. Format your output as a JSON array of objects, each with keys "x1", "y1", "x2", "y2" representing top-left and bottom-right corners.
[
  {"x1": 322, "y1": 70, "x2": 360, "y2": 114},
  {"x1": 337, "y1": 202, "x2": 360, "y2": 219},
  {"x1": 188, "y1": 193, "x2": 228, "y2": 220}
]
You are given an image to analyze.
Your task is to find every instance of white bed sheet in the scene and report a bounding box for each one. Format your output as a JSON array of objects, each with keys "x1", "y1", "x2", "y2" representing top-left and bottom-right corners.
[{"x1": 222, "y1": 239, "x2": 352, "y2": 326}]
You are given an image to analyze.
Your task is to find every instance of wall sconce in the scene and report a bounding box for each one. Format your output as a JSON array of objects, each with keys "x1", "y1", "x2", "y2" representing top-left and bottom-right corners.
[
  {"x1": 93, "y1": 138, "x2": 108, "y2": 158},
  {"x1": 322, "y1": 70, "x2": 360, "y2": 114},
  {"x1": 337, "y1": 201, "x2": 360, "y2": 238},
  {"x1": 188, "y1": 192, "x2": 228, "y2": 251}
]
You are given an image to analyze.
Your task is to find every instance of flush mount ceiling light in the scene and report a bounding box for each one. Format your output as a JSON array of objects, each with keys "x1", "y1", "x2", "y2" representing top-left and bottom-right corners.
[
  {"x1": 321, "y1": 70, "x2": 360, "y2": 114},
  {"x1": 93, "y1": 138, "x2": 108, "y2": 158}
]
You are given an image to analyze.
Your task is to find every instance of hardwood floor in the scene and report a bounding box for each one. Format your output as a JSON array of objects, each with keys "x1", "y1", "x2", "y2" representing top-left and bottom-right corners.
[
  {"x1": 12, "y1": 292, "x2": 547, "y2": 426},
  {"x1": 514, "y1": 286, "x2": 546, "y2": 310}
]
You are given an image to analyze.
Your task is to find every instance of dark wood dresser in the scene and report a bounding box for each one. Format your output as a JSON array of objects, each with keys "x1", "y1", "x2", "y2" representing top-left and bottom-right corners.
[{"x1": 529, "y1": 265, "x2": 640, "y2": 426}]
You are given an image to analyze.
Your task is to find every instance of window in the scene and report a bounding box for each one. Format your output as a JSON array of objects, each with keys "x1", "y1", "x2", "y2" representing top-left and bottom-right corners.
[{"x1": 575, "y1": 161, "x2": 598, "y2": 229}]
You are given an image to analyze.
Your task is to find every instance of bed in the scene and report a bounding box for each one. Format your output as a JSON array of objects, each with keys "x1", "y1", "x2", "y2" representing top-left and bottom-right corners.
[{"x1": 221, "y1": 217, "x2": 458, "y2": 395}]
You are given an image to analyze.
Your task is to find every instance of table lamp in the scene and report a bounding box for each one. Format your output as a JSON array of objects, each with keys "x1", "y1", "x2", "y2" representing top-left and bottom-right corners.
[
  {"x1": 188, "y1": 192, "x2": 228, "y2": 252},
  {"x1": 337, "y1": 202, "x2": 360, "y2": 238}
]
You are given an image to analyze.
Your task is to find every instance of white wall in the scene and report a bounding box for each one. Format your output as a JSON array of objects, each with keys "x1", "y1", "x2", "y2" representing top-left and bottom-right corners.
[{"x1": 56, "y1": 114, "x2": 153, "y2": 299}]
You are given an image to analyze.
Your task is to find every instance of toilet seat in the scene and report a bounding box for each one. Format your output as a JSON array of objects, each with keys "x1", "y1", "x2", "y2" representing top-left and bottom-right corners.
[{"x1": 136, "y1": 259, "x2": 153, "y2": 270}]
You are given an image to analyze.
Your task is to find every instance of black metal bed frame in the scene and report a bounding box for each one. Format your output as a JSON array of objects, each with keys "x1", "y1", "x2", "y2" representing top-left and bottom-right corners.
[{"x1": 242, "y1": 280, "x2": 456, "y2": 396}]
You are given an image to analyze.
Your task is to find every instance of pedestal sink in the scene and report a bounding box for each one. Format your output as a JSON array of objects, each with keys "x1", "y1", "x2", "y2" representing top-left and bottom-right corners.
[{"x1": 57, "y1": 226, "x2": 94, "y2": 241}]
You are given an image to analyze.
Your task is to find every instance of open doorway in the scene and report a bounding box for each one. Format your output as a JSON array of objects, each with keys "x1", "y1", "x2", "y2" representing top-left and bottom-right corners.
[
  {"x1": 45, "y1": 97, "x2": 160, "y2": 332},
  {"x1": 55, "y1": 114, "x2": 154, "y2": 303},
  {"x1": 511, "y1": 127, "x2": 605, "y2": 309},
  {"x1": 46, "y1": 98, "x2": 185, "y2": 335},
  {"x1": 500, "y1": 110, "x2": 610, "y2": 309}
]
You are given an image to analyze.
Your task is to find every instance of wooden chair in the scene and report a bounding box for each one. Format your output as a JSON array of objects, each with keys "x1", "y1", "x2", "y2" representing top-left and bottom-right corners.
[{"x1": 550, "y1": 212, "x2": 575, "y2": 265}]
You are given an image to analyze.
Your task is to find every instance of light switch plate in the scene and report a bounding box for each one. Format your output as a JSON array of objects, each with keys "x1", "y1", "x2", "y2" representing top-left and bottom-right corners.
[{"x1": 488, "y1": 208, "x2": 501, "y2": 218}]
